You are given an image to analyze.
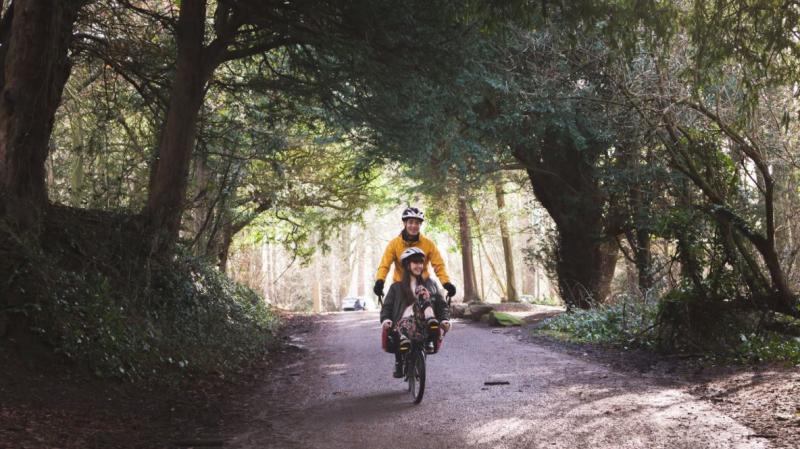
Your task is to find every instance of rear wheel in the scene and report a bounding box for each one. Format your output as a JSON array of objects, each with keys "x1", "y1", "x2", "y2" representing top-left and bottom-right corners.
[{"x1": 407, "y1": 349, "x2": 426, "y2": 404}]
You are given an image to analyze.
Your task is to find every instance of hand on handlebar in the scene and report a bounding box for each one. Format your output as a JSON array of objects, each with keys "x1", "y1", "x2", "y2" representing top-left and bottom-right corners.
[
  {"x1": 441, "y1": 320, "x2": 451, "y2": 333},
  {"x1": 373, "y1": 279, "x2": 385, "y2": 297},
  {"x1": 443, "y1": 282, "x2": 456, "y2": 297},
  {"x1": 381, "y1": 319, "x2": 393, "y2": 330}
]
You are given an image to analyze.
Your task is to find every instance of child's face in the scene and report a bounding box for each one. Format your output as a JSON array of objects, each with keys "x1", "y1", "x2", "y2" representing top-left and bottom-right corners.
[
  {"x1": 404, "y1": 218, "x2": 422, "y2": 236},
  {"x1": 410, "y1": 260, "x2": 424, "y2": 275}
]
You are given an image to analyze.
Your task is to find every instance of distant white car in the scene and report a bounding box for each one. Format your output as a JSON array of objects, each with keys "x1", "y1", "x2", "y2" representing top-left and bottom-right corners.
[{"x1": 341, "y1": 297, "x2": 366, "y2": 311}]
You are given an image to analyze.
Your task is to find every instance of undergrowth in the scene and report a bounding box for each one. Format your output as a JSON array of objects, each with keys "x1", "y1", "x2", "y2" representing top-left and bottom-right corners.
[
  {"x1": 735, "y1": 332, "x2": 800, "y2": 364},
  {"x1": 537, "y1": 290, "x2": 800, "y2": 364},
  {"x1": 1, "y1": 209, "x2": 282, "y2": 380},
  {"x1": 36, "y1": 257, "x2": 282, "y2": 379},
  {"x1": 538, "y1": 293, "x2": 659, "y2": 349}
]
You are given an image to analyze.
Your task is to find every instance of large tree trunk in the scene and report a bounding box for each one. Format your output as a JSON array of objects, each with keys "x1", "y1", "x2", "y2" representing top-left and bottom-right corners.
[
  {"x1": 513, "y1": 123, "x2": 619, "y2": 309},
  {"x1": 494, "y1": 176, "x2": 518, "y2": 302},
  {"x1": 457, "y1": 189, "x2": 479, "y2": 302},
  {"x1": 0, "y1": 0, "x2": 82, "y2": 229},
  {"x1": 144, "y1": 0, "x2": 214, "y2": 256},
  {"x1": 555, "y1": 226, "x2": 618, "y2": 308}
]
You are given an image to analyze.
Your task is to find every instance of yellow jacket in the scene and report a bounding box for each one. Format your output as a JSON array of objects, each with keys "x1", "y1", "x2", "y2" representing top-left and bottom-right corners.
[{"x1": 375, "y1": 233, "x2": 450, "y2": 284}]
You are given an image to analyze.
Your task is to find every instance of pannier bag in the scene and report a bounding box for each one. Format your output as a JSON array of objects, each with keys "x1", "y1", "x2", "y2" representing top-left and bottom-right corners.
[{"x1": 381, "y1": 326, "x2": 400, "y2": 353}]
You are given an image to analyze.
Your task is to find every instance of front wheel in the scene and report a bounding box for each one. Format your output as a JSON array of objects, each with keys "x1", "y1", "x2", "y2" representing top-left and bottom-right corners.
[{"x1": 407, "y1": 349, "x2": 426, "y2": 404}]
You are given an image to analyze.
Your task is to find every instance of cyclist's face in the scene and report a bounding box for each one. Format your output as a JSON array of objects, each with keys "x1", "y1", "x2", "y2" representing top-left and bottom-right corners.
[
  {"x1": 409, "y1": 260, "x2": 424, "y2": 275},
  {"x1": 404, "y1": 218, "x2": 422, "y2": 235}
]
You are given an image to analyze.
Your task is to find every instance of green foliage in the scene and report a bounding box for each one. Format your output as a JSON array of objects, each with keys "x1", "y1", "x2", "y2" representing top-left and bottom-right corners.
[
  {"x1": 1, "y1": 213, "x2": 281, "y2": 380},
  {"x1": 46, "y1": 272, "x2": 132, "y2": 376},
  {"x1": 144, "y1": 256, "x2": 282, "y2": 374},
  {"x1": 540, "y1": 285, "x2": 800, "y2": 364},
  {"x1": 14, "y1": 0, "x2": 800, "y2": 368},
  {"x1": 736, "y1": 332, "x2": 800, "y2": 365},
  {"x1": 519, "y1": 295, "x2": 562, "y2": 307},
  {"x1": 539, "y1": 294, "x2": 659, "y2": 348}
]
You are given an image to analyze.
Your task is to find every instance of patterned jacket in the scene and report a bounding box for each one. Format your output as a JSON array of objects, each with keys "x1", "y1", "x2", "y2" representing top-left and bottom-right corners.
[{"x1": 379, "y1": 278, "x2": 450, "y2": 325}]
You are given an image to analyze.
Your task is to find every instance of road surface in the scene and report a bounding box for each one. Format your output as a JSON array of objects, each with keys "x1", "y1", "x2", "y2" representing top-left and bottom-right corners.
[{"x1": 228, "y1": 312, "x2": 770, "y2": 449}]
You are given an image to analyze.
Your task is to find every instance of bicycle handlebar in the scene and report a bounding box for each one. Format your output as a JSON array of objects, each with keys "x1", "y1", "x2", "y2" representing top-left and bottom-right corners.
[{"x1": 377, "y1": 293, "x2": 452, "y2": 307}]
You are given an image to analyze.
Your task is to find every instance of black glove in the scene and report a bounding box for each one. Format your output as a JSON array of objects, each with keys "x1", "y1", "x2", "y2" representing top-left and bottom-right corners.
[
  {"x1": 443, "y1": 282, "x2": 456, "y2": 297},
  {"x1": 373, "y1": 279, "x2": 385, "y2": 297}
]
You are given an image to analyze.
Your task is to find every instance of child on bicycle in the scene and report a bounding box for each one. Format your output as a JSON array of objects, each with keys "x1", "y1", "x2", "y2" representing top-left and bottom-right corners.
[{"x1": 380, "y1": 247, "x2": 450, "y2": 378}]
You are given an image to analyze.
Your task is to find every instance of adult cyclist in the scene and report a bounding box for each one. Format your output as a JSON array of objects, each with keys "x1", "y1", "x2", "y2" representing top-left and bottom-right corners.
[{"x1": 373, "y1": 207, "x2": 456, "y2": 325}]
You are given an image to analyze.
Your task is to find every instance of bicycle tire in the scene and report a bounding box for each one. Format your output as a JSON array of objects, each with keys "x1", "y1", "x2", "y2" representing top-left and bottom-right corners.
[{"x1": 408, "y1": 348, "x2": 426, "y2": 404}]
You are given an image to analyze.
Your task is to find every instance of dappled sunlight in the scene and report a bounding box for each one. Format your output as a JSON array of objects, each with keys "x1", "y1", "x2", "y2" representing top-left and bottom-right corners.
[
  {"x1": 532, "y1": 388, "x2": 768, "y2": 449},
  {"x1": 321, "y1": 363, "x2": 348, "y2": 370},
  {"x1": 321, "y1": 363, "x2": 350, "y2": 376},
  {"x1": 466, "y1": 417, "x2": 536, "y2": 445}
]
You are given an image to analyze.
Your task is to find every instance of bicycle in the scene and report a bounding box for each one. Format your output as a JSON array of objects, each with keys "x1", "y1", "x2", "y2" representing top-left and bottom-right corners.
[
  {"x1": 395, "y1": 293, "x2": 452, "y2": 404},
  {"x1": 400, "y1": 333, "x2": 427, "y2": 403}
]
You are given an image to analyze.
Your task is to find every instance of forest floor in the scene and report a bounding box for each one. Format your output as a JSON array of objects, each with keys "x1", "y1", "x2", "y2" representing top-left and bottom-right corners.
[
  {"x1": 1, "y1": 310, "x2": 798, "y2": 448},
  {"x1": 513, "y1": 308, "x2": 800, "y2": 448},
  {"x1": 0, "y1": 316, "x2": 316, "y2": 449}
]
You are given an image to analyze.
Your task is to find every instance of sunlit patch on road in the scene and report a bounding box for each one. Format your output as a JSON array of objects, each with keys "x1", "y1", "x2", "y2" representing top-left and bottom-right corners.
[{"x1": 467, "y1": 417, "x2": 534, "y2": 445}]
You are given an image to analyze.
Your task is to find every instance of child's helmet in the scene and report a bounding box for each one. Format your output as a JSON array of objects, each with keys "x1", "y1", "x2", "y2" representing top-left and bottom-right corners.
[
  {"x1": 400, "y1": 247, "x2": 426, "y2": 267},
  {"x1": 401, "y1": 207, "x2": 424, "y2": 222}
]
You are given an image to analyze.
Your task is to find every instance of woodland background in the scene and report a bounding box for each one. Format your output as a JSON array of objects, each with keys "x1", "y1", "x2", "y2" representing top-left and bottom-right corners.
[{"x1": 1, "y1": 0, "x2": 800, "y2": 377}]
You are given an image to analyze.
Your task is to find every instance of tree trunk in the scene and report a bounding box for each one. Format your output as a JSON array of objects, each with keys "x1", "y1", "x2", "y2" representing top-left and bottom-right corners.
[
  {"x1": 0, "y1": 0, "x2": 82, "y2": 229},
  {"x1": 633, "y1": 229, "x2": 653, "y2": 292},
  {"x1": 513, "y1": 122, "x2": 620, "y2": 309},
  {"x1": 356, "y1": 233, "x2": 365, "y2": 297},
  {"x1": 458, "y1": 189, "x2": 479, "y2": 302},
  {"x1": 494, "y1": 176, "x2": 518, "y2": 302},
  {"x1": 144, "y1": 0, "x2": 214, "y2": 256},
  {"x1": 217, "y1": 219, "x2": 233, "y2": 272},
  {"x1": 268, "y1": 241, "x2": 277, "y2": 302},
  {"x1": 338, "y1": 226, "x2": 352, "y2": 300},
  {"x1": 312, "y1": 256, "x2": 322, "y2": 313},
  {"x1": 470, "y1": 205, "x2": 506, "y2": 299},
  {"x1": 555, "y1": 226, "x2": 618, "y2": 308},
  {"x1": 189, "y1": 152, "x2": 214, "y2": 254},
  {"x1": 339, "y1": 225, "x2": 356, "y2": 298},
  {"x1": 329, "y1": 249, "x2": 338, "y2": 311},
  {"x1": 260, "y1": 242, "x2": 269, "y2": 301}
]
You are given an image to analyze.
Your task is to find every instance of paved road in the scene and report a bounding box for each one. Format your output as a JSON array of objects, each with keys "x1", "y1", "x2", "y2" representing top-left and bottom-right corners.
[{"x1": 228, "y1": 312, "x2": 770, "y2": 449}]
